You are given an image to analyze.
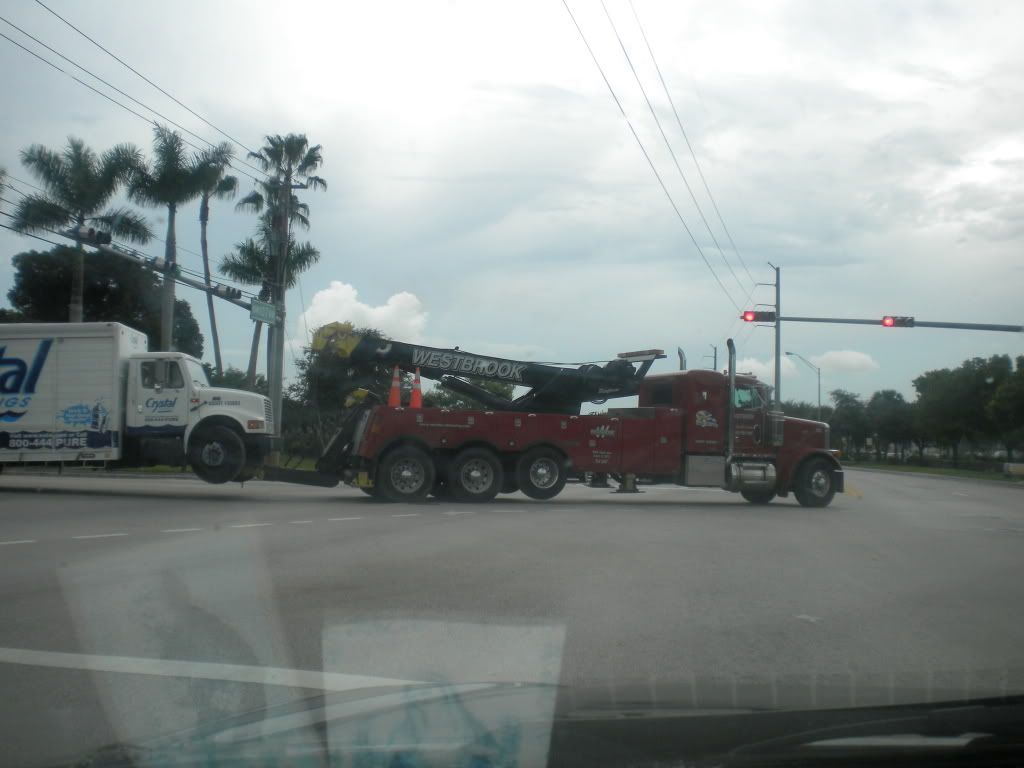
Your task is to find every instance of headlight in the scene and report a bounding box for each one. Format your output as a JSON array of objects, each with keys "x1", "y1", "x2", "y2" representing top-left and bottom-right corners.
[{"x1": 247, "y1": 419, "x2": 266, "y2": 431}]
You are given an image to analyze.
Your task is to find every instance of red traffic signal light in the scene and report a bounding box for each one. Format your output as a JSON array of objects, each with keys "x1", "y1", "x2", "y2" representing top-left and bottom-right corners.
[
  {"x1": 882, "y1": 315, "x2": 914, "y2": 328},
  {"x1": 741, "y1": 310, "x2": 777, "y2": 323}
]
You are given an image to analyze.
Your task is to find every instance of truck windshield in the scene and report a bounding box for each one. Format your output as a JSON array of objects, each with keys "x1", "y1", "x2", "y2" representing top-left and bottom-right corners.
[{"x1": 186, "y1": 359, "x2": 209, "y2": 388}]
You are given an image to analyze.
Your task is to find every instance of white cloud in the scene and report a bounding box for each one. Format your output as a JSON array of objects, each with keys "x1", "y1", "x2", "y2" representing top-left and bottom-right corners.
[
  {"x1": 736, "y1": 356, "x2": 798, "y2": 382},
  {"x1": 810, "y1": 350, "x2": 880, "y2": 373},
  {"x1": 298, "y1": 281, "x2": 428, "y2": 343}
]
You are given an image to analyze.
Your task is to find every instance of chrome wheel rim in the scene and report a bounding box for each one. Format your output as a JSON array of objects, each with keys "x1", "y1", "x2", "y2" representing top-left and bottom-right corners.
[
  {"x1": 529, "y1": 458, "x2": 559, "y2": 489},
  {"x1": 809, "y1": 468, "x2": 831, "y2": 497},
  {"x1": 390, "y1": 458, "x2": 426, "y2": 494},
  {"x1": 459, "y1": 459, "x2": 495, "y2": 494}
]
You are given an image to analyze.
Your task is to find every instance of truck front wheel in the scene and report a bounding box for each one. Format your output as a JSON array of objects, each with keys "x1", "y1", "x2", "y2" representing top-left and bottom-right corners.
[
  {"x1": 516, "y1": 447, "x2": 566, "y2": 500},
  {"x1": 794, "y1": 459, "x2": 837, "y2": 508},
  {"x1": 449, "y1": 447, "x2": 503, "y2": 502},
  {"x1": 377, "y1": 446, "x2": 435, "y2": 502},
  {"x1": 189, "y1": 425, "x2": 245, "y2": 484}
]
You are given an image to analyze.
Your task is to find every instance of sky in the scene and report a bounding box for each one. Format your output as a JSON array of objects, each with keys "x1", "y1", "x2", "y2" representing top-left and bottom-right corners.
[{"x1": 1, "y1": 0, "x2": 1022, "y2": 408}]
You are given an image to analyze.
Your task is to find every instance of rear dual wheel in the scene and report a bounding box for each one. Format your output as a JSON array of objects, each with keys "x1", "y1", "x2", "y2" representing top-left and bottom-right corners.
[{"x1": 376, "y1": 446, "x2": 435, "y2": 502}]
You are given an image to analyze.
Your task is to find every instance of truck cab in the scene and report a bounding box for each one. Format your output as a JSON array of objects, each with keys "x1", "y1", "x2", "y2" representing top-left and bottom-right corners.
[
  {"x1": 122, "y1": 352, "x2": 273, "y2": 483},
  {"x1": 638, "y1": 369, "x2": 841, "y2": 505}
]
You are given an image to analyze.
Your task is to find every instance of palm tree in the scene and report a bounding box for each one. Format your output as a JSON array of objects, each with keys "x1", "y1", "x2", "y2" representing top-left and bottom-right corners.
[
  {"x1": 11, "y1": 138, "x2": 151, "y2": 322},
  {"x1": 235, "y1": 134, "x2": 326, "y2": 395},
  {"x1": 129, "y1": 125, "x2": 206, "y2": 350},
  {"x1": 192, "y1": 144, "x2": 238, "y2": 376},
  {"x1": 219, "y1": 223, "x2": 320, "y2": 386},
  {"x1": 236, "y1": 134, "x2": 326, "y2": 306}
]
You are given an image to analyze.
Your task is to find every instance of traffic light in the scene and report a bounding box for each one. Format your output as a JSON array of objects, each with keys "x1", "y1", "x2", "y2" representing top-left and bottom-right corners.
[
  {"x1": 741, "y1": 310, "x2": 777, "y2": 322},
  {"x1": 882, "y1": 315, "x2": 914, "y2": 328},
  {"x1": 68, "y1": 225, "x2": 112, "y2": 245},
  {"x1": 213, "y1": 284, "x2": 242, "y2": 300}
]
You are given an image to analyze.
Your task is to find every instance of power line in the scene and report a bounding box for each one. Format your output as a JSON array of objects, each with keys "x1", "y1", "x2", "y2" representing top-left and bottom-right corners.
[
  {"x1": 0, "y1": 219, "x2": 64, "y2": 248},
  {"x1": 600, "y1": 0, "x2": 746, "y2": 299},
  {"x1": 4, "y1": 174, "x2": 43, "y2": 193},
  {"x1": 0, "y1": 30, "x2": 264, "y2": 185},
  {"x1": 34, "y1": 0, "x2": 260, "y2": 159},
  {"x1": 628, "y1": 0, "x2": 756, "y2": 285},
  {"x1": 560, "y1": 0, "x2": 740, "y2": 312},
  {"x1": 0, "y1": 14, "x2": 269, "y2": 181}
]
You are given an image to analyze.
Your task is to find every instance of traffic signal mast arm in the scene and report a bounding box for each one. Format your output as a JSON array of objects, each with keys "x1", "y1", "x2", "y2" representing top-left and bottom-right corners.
[
  {"x1": 741, "y1": 310, "x2": 1022, "y2": 333},
  {"x1": 312, "y1": 322, "x2": 666, "y2": 414},
  {"x1": 63, "y1": 226, "x2": 251, "y2": 311}
]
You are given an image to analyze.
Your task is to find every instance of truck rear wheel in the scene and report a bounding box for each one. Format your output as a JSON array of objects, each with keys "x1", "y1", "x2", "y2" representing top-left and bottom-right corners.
[
  {"x1": 377, "y1": 445, "x2": 435, "y2": 502},
  {"x1": 188, "y1": 425, "x2": 245, "y2": 484},
  {"x1": 794, "y1": 458, "x2": 837, "y2": 508},
  {"x1": 449, "y1": 447, "x2": 503, "y2": 502},
  {"x1": 741, "y1": 489, "x2": 776, "y2": 505},
  {"x1": 516, "y1": 447, "x2": 566, "y2": 500}
]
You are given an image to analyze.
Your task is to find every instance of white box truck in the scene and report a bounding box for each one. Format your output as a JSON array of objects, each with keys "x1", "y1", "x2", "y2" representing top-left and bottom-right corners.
[{"x1": 0, "y1": 322, "x2": 273, "y2": 483}]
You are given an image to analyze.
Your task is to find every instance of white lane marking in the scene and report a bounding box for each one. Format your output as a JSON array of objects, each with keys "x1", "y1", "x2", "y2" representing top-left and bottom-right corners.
[
  {"x1": 0, "y1": 646, "x2": 427, "y2": 693},
  {"x1": 328, "y1": 517, "x2": 363, "y2": 522},
  {"x1": 161, "y1": 528, "x2": 203, "y2": 533},
  {"x1": 289, "y1": 520, "x2": 313, "y2": 525},
  {"x1": 72, "y1": 533, "x2": 128, "y2": 540},
  {"x1": 954, "y1": 492, "x2": 970, "y2": 497},
  {"x1": 229, "y1": 523, "x2": 272, "y2": 528},
  {"x1": 443, "y1": 510, "x2": 475, "y2": 516},
  {"x1": 794, "y1": 614, "x2": 821, "y2": 624},
  {"x1": 0, "y1": 539, "x2": 37, "y2": 546},
  {"x1": 392, "y1": 513, "x2": 420, "y2": 518}
]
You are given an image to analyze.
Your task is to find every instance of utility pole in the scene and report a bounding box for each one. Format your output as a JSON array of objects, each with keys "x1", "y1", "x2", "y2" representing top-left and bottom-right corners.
[
  {"x1": 769, "y1": 263, "x2": 781, "y2": 408},
  {"x1": 160, "y1": 203, "x2": 177, "y2": 350},
  {"x1": 267, "y1": 178, "x2": 289, "y2": 461},
  {"x1": 703, "y1": 344, "x2": 718, "y2": 370},
  {"x1": 785, "y1": 351, "x2": 821, "y2": 421}
]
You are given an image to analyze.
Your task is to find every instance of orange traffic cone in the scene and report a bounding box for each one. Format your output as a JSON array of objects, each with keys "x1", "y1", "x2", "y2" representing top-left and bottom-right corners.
[
  {"x1": 410, "y1": 367, "x2": 423, "y2": 409},
  {"x1": 387, "y1": 365, "x2": 401, "y2": 407}
]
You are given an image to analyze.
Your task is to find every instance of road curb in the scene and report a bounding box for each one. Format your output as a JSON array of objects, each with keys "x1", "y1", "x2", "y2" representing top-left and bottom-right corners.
[{"x1": 846, "y1": 466, "x2": 1024, "y2": 489}]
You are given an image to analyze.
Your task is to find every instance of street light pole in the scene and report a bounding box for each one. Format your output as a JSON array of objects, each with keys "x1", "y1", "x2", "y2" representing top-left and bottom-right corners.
[{"x1": 785, "y1": 351, "x2": 821, "y2": 421}]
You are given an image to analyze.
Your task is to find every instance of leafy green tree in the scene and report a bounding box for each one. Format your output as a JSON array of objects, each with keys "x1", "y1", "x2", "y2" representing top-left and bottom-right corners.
[
  {"x1": 986, "y1": 355, "x2": 1024, "y2": 460},
  {"x1": 10, "y1": 138, "x2": 150, "y2": 322},
  {"x1": 219, "y1": 227, "x2": 319, "y2": 386},
  {"x1": 828, "y1": 389, "x2": 868, "y2": 457},
  {"x1": 6, "y1": 246, "x2": 202, "y2": 356},
  {"x1": 203, "y1": 364, "x2": 268, "y2": 395},
  {"x1": 866, "y1": 389, "x2": 914, "y2": 461},
  {"x1": 192, "y1": 144, "x2": 238, "y2": 377},
  {"x1": 0, "y1": 308, "x2": 26, "y2": 323},
  {"x1": 423, "y1": 379, "x2": 516, "y2": 410},
  {"x1": 913, "y1": 367, "x2": 970, "y2": 465},
  {"x1": 129, "y1": 125, "x2": 207, "y2": 350},
  {"x1": 288, "y1": 326, "x2": 396, "y2": 409}
]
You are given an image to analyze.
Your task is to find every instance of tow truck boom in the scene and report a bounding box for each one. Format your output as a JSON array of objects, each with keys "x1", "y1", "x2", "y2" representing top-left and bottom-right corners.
[{"x1": 312, "y1": 322, "x2": 665, "y2": 414}]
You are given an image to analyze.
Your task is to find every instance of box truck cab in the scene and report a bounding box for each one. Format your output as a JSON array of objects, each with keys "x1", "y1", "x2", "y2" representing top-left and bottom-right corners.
[{"x1": 0, "y1": 322, "x2": 272, "y2": 483}]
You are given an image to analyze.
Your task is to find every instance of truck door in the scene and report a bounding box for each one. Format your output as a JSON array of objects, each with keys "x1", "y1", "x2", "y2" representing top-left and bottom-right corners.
[
  {"x1": 126, "y1": 359, "x2": 190, "y2": 438},
  {"x1": 731, "y1": 383, "x2": 767, "y2": 456}
]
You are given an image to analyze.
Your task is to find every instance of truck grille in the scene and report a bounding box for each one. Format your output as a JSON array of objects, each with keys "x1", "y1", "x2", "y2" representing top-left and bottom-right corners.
[{"x1": 263, "y1": 398, "x2": 273, "y2": 431}]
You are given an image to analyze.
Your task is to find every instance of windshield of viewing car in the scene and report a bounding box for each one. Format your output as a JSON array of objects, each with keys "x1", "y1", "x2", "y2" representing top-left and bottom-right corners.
[{"x1": 1, "y1": 2, "x2": 1023, "y2": 767}]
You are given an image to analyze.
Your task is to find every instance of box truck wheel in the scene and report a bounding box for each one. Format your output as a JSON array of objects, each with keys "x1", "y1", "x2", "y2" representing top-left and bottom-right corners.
[
  {"x1": 188, "y1": 425, "x2": 245, "y2": 484},
  {"x1": 449, "y1": 447, "x2": 503, "y2": 502},
  {"x1": 794, "y1": 458, "x2": 837, "y2": 508},
  {"x1": 377, "y1": 445, "x2": 435, "y2": 502},
  {"x1": 516, "y1": 447, "x2": 566, "y2": 500}
]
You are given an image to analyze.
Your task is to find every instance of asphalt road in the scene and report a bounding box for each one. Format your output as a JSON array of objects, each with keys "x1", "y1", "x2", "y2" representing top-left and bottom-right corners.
[{"x1": 1, "y1": 468, "x2": 1023, "y2": 767}]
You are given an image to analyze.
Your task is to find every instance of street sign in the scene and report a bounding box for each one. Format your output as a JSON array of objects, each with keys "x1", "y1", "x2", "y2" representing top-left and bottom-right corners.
[{"x1": 249, "y1": 299, "x2": 277, "y2": 325}]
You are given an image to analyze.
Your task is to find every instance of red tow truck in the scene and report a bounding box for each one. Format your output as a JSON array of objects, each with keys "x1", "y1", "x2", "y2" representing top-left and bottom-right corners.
[{"x1": 263, "y1": 324, "x2": 843, "y2": 507}]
